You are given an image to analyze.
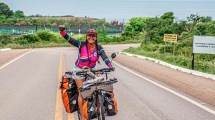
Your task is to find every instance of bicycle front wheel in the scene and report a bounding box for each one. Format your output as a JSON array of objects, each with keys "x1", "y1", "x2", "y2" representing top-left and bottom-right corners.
[
  {"x1": 98, "y1": 94, "x2": 105, "y2": 120},
  {"x1": 77, "y1": 109, "x2": 81, "y2": 120}
]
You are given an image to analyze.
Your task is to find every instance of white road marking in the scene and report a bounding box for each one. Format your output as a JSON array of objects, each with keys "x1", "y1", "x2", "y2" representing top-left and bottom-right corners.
[
  {"x1": 0, "y1": 50, "x2": 37, "y2": 70},
  {"x1": 0, "y1": 48, "x2": 11, "y2": 52},
  {"x1": 120, "y1": 52, "x2": 215, "y2": 81},
  {"x1": 1, "y1": 48, "x2": 214, "y2": 116},
  {"x1": 113, "y1": 61, "x2": 215, "y2": 116}
]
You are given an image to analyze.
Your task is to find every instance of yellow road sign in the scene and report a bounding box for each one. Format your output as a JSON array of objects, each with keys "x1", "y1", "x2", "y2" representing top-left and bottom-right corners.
[{"x1": 164, "y1": 34, "x2": 177, "y2": 43}]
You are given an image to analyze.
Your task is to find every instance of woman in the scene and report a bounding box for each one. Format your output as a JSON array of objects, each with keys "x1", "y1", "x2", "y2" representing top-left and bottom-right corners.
[{"x1": 59, "y1": 25, "x2": 113, "y2": 120}]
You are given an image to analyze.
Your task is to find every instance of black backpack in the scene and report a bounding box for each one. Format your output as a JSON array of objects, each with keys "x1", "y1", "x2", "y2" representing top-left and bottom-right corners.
[
  {"x1": 60, "y1": 72, "x2": 78, "y2": 113},
  {"x1": 104, "y1": 92, "x2": 118, "y2": 116},
  {"x1": 83, "y1": 95, "x2": 98, "y2": 119}
]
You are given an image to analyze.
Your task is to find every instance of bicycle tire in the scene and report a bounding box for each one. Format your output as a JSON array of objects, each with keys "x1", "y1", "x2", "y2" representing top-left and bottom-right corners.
[
  {"x1": 77, "y1": 109, "x2": 81, "y2": 120},
  {"x1": 97, "y1": 96, "x2": 101, "y2": 120},
  {"x1": 98, "y1": 94, "x2": 105, "y2": 120}
]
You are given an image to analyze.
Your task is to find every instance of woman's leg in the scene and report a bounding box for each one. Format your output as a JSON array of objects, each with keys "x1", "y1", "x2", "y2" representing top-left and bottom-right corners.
[{"x1": 75, "y1": 79, "x2": 86, "y2": 120}]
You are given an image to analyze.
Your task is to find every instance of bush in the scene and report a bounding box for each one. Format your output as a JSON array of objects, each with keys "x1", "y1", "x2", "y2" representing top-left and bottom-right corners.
[
  {"x1": 0, "y1": 43, "x2": 3, "y2": 48},
  {"x1": 124, "y1": 42, "x2": 215, "y2": 74},
  {"x1": 36, "y1": 30, "x2": 55, "y2": 41},
  {"x1": 98, "y1": 34, "x2": 141, "y2": 44},
  {"x1": 178, "y1": 32, "x2": 193, "y2": 41},
  {"x1": 52, "y1": 32, "x2": 67, "y2": 43},
  {"x1": 12, "y1": 34, "x2": 41, "y2": 45},
  {"x1": 72, "y1": 34, "x2": 86, "y2": 41},
  {"x1": 5, "y1": 43, "x2": 25, "y2": 49},
  {"x1": 22, "y1": 34, "x2": 41, "y2": 43},
  {"x1": 0, "y1": 34, "x2": 12, "y2": 45},
  {"x1": 13, "y1": 37, "x2": 28, "y2": 44}
]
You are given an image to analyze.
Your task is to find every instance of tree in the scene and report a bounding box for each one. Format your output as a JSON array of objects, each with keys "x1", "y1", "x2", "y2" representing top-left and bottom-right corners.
[
  {"x1": 199, "y1": 16, "x2": 212, "y2": 23},
  {"x1": 143, "y1": 17, "x2": 163, "y2": 43},
  {"x1": 124, "y1": 17, "x2": 146, "y2": 33},
  {"x1": 0, "y1": 3, "x2": 13, "y2": 18},
  {"x1": 206, "y1": 22, "x2": 215, "y2": 36},
  {"x1": 96, "y1": 25, "x2": 108, "y2": 43},
  {"x1": 187, "y1": 14, "x2": 201, "y2": 24},
  {"x1": 29, "y1": 18, "x2": 38, "y2": 31},
  {"x1": 186, "y1": 14, "x2": 201, "y2": 31},
  {"x1": 193, "y1": 23, "x2": 207, "y2": 35},
  {"x1": 173, "y1": 21, "x2": 188, "y2": 35},
  {"x1": 14, "y1": 10, "x2": 25, "y2": 18},
  {"x1": 160, "y1": 12, "x2": 175, "y2": 24}
]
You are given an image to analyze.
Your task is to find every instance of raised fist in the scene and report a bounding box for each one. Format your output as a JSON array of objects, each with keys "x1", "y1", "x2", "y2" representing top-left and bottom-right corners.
[{"x1": 59, "y1": 25, "x2": 65, "y2": 31}]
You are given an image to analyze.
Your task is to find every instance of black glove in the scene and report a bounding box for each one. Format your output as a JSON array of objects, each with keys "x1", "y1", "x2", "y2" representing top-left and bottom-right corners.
[
  {"x1": 109, "y1": 66, "x2": 115, "y2": 71},
  {"x1": 59, "y1": 25, "x2": 65, "y2": 31}
]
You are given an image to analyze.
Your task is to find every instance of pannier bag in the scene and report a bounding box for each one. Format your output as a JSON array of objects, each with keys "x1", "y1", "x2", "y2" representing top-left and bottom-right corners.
[
  {"x1": 83, "y1": 96, "x2": 98, "y2": 120},
  {"x1": 104, "y1": 92, "x2": 118, "y2": 116},
  {"x1": 60, "y1": 71, "x2": 78, "y2": 113}
]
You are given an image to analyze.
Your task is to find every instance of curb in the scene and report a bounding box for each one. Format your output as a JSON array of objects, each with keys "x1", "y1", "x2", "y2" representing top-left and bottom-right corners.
[
  {"x1": 119, "y1": 52, "x2": 215, "y2": 81},
  {"x1": 0, "y1": 48, "x2": 11, "y2": 52}
]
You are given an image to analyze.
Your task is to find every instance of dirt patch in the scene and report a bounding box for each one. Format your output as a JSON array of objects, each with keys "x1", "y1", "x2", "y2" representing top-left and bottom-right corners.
[
  {"x1": 0, "y1": 49, "x2": 30, "y2": 66},
  {"x1": 113, "y1": 54, "x2": 215, "y2": 107}
]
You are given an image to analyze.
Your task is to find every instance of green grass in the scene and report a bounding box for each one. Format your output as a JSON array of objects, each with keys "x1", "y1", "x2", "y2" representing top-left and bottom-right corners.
[
  {"x1": 124, "y1": 47, "x2": 215, "y2": 75},
  {"x1": 100, "y1": 39, "x2": 142, "y2": 45},
  {"x1": 0, "y1": 31, "x2": 142, "y2": 49},
  {"x1": 1, "y1": 40, "x2": 141, "y2": 49}
]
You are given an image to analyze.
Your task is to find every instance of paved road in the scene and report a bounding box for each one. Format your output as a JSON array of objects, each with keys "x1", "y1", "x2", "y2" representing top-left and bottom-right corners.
[{"x1": 0, "y1": 46, "x2": 215, "y2": 120}]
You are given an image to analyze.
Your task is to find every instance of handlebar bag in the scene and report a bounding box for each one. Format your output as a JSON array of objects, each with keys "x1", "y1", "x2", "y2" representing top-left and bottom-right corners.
[
  {"x1": 61, "y1": 72, "x2": 78, "y2": 113},
  {"x1": 104, "y1": 92, "x2": 118, "y2": 116},
  {"x1": 83, "y1": 96, "x2": 98, "y2": 119}
]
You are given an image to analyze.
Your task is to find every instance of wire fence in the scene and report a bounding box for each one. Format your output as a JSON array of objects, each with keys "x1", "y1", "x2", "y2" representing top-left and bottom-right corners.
[{"x1": 0, "y1": 25, "x2": 123, "y2": 35}]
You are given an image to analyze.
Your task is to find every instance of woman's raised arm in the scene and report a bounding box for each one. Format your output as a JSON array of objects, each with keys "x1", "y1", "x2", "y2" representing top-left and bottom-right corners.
[{"x1": 59, "y1": 25, "x2": 80, "y2": 48}]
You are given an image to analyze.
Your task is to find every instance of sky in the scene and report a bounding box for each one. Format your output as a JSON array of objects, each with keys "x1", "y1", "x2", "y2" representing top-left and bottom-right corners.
[{"x1": 1, "y1": 0, "x2": 215, "y2": 22}]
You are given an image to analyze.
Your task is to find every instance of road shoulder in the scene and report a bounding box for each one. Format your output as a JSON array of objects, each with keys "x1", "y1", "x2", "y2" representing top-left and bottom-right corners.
[
  {"x1": 113, "y1": 53, "x2": 215, "y2": 108},
  {"x1": 0, "y1": 49, "x2": 30, "y2": 67}
]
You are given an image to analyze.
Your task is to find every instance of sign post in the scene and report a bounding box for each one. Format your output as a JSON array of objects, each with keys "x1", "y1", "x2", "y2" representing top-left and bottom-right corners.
[
  {"x1": 192, "y1": 36, "x2": 215, "y2": 70},
  {"x1": 164, "y1": 34, "x2": 177, "y2": 55},
  {"x1": 192, "y1": 53, "x2": 195, "y2": 70}
]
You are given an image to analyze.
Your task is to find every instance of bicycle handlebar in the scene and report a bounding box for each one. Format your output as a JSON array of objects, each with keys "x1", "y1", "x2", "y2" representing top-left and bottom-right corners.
[
  {"x1": 76, "y1": 67, "x2": 115, "y2": 76},
  {"x1": 91, "y1": 67, "x2": 115, "y2": 73}
]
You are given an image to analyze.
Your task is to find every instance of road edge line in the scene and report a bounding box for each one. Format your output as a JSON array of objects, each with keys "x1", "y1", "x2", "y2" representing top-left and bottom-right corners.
[
  {"x1": 113, "y1": 61, "x2": 215, "y2": 116},
  {"x1": 120, "y1": 52, "x2": 215, "y2": 81},
  {"x1": 55, "y1": 53, "x2": 63, "y2": 120},
  {"x1": 0, "y1": 48, "x2": 11, "y2": 52},
  {"x1": 0, "y1": 50, "x2": 37, "y2": 70},
  {"x1": 68, "y1": 113, "x2": 75, "y2": 120},
  {"x1": 65, "y1": 54, "x2": 75, "y2": 120}
]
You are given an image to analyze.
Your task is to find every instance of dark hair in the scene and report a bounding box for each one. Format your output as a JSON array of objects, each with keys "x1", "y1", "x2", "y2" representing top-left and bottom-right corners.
[{"x1": 85, "y1": 38, "x2": 99, "y2": 65}]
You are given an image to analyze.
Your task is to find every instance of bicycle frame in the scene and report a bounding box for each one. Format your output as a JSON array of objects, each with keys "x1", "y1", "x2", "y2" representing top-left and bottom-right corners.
[{"x1": 76, "y1": 67, "x2": 117, "y2": 120}]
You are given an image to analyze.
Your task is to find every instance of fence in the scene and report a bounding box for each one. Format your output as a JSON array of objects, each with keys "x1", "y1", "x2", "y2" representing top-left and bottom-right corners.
[{"x1": 0, "y1": 25, "x2": 123, "y2": 35}]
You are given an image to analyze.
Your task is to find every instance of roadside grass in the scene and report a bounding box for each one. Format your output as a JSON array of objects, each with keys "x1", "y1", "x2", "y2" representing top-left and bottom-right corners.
[
  {"x1": 3, "y1": 41, "x2": 141, "y2": 49},
  {"x1": 100, "y1": 39, "x2": 142, "y2": 45},
  {"x1": 0, "y1": 31, "x2": 141, "y2": 49},
  {"x1": 4, "y1": 42, "x2": 71, "y2": 49},
  {"x1": 124, "y1": 46, "x2": 215, "y2": 75}
]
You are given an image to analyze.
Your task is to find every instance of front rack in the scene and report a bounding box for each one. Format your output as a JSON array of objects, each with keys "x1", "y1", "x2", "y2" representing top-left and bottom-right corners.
[{"x1": 80, "y1": 79, "x2": 117, "y2": 99}]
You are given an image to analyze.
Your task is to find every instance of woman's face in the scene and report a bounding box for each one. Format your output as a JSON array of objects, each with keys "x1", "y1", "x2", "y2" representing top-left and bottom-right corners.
[{"x1": 87, "y1": 34, "x2": 97, "y2": 44}]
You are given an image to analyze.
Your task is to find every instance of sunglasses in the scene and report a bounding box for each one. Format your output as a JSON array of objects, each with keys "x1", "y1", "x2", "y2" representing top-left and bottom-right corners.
[{"x1": 87, "y1": 34, "x2": 97, "y2": 37}]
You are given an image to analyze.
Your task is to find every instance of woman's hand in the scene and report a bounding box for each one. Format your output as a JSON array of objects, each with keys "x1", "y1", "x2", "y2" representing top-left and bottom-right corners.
[
  {"x1": 95, "y1": 72, "x2": 101, "y2": 77},
  {"x1": 109, "y1": 66, "x2": 115, "y2": 72},
  {"x1": 59, "y1": 25, "x2": 67, "y2": 37},
  {"x1": 59, "y1": 25, "x2": 65, "y2": 31}
]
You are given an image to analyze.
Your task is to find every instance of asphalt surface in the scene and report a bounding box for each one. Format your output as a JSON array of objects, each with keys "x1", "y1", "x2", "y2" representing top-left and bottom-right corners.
[{"x1": 0, "y1": 45, "x2": 215, "y2": 120}]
